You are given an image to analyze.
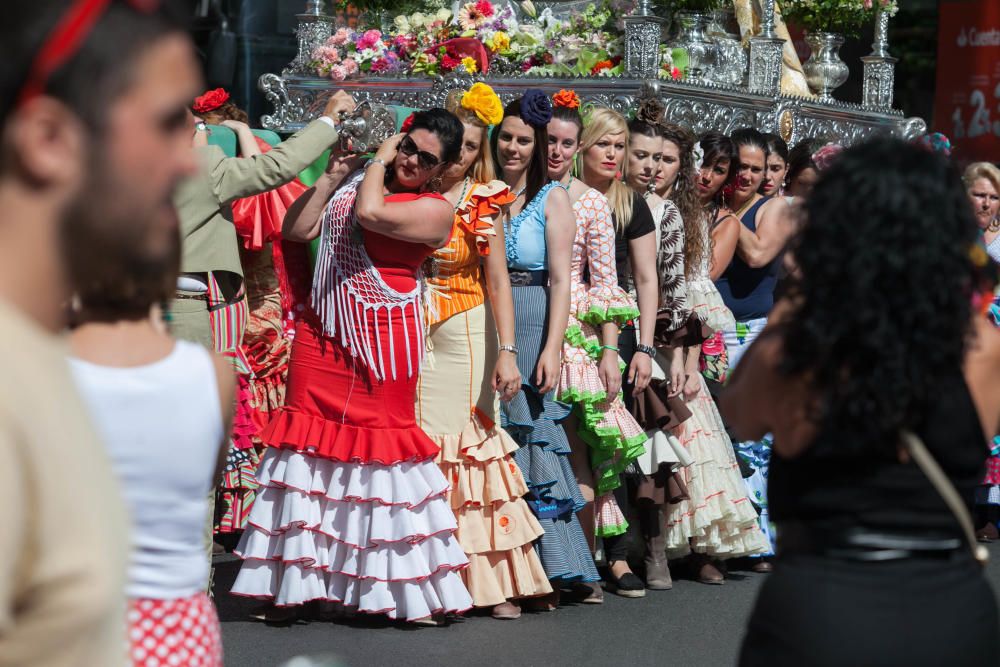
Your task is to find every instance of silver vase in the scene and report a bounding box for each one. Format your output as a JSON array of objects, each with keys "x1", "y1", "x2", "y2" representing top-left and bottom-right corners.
[
  {"x1": 672, "y1": 11, "x2": 717, "y2": 81},
  {"x1": 707, "y1": 10, "x2": 747, "y2": 87},
  {"x1": 802, "y1": 32, "x2": 850, "y2": 100}
]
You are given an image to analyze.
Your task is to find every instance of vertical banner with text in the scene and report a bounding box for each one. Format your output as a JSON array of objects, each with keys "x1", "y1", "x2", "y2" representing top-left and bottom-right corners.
[{"x1": 933, "y1": 0, "x2": 1000, "y2": 163}]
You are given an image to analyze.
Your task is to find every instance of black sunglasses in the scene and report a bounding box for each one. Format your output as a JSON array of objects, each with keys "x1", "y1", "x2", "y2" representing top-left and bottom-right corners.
[{"x1": 399, "y1": 134, "x2": 441, "y2": 170}]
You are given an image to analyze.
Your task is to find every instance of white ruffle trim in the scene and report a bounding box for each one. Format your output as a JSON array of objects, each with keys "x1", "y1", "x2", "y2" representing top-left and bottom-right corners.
[
  {"x1": 256, "y1": 448, "x2": 450, "y2": 508},
  {"x1": 237, "y1": 521, "x2": 468, "y2": 581},
  {"x1": 232, "y1": 560, "x2": 473, "y2": 620},
  {"x1": 245, "y1": 484, "x2": 459, "y2": 548}
]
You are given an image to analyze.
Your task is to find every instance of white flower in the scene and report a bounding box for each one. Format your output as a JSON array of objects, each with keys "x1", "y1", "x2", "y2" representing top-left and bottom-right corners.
[
  {"x1": 537, "y1": 7, "x2": 558, "y2": 30},
  {"x1": 436, "y1": 7, "x2": 453, "y2": 22},
  {"x1": 410, "y1": 12, "x2": 427, "y2": 28},
  {"x1": 394, "y1": 14, "x2": 411, "y2": 33},
  {"x1": 521, "y1": 0, "x2": 537, "y2": 18},
  {"x1": 693, "y1": 143, "x2": 705, "y2": 172}
]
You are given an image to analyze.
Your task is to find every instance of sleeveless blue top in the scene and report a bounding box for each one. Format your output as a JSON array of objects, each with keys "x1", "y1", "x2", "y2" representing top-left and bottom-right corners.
[
  {"x1": 505, "y1": 182, "x2": 562, "y2": 272},
  {"x1": 715, "y1": 196, "x2": 779, "y2": 321}
]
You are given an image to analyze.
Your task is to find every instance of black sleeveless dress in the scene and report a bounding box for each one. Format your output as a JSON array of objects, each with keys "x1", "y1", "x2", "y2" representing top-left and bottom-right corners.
[{"x1": 739, "y1": 372, "x2": 999, "y2": 666}]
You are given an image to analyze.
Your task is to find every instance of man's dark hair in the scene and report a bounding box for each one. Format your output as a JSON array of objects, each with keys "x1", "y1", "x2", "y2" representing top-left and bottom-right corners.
[
  {"x1": 0, "y1": 1, "x2": 187, "y2": 132},
  {"x1": 73, "y1": 223, "x2": 181, "y2": 324}
]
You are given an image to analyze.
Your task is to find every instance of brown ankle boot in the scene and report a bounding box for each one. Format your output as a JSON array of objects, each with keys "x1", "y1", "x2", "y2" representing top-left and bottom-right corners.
[{"x1": 644, "y1": 535, "x2": 673, "y2": 590}]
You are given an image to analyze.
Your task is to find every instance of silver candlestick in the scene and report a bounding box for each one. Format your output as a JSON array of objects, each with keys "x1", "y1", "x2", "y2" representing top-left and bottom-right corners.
[
  {"x1": 748, "y1": 0, "x2": 784, "y2": 96},
  {"x1": 861, "y1": 9, "x2": 896, "y2": 109},
  {"x1": 284, "y1": 0, "x2": 335, "y2": 77},
  {"x1": 623, "y1": 0, "x2": 665, "y2": 79}
]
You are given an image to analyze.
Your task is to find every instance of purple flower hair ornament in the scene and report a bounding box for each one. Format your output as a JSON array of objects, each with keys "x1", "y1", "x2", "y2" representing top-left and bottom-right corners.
[{"x1": 519, "y1": 89, "x2": 553, "y2": 128}]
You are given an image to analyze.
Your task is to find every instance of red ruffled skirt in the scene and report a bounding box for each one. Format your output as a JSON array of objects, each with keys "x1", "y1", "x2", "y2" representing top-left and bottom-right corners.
[{"x1": 231, "y1": 315, "x2": 473, "y2": 620}]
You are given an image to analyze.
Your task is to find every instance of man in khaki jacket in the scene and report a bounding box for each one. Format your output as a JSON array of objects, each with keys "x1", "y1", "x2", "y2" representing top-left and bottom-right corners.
[
  {"x1": 0, "y1": 4, "x2": 202, "y2": 666},
  {"x1": 170, "y1": 91, "x2": 355, "y2": 347}
]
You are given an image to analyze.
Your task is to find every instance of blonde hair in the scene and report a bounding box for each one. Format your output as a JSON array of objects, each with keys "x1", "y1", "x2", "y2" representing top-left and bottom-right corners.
[
  {"x1": 445, "y1": 91, "x2": 496, "y2": 183},
  {"x1": 580, "y1": 107, "x2": 633, "y2": 232},
  {"x1": 963, "y1": 161, "x2": 1000, "y2": 195}
]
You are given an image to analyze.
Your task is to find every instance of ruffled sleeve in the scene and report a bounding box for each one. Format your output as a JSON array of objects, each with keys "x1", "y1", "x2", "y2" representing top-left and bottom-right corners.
[
  {"x1": 577, "y1": 190, "x2": 639, "y2": 326},
  {"x1": 455, "y1": 180, "x2": 515, "y2": 256},
  {"x1": 230, "y1": 137, "x2": 308, "y2": 251}
]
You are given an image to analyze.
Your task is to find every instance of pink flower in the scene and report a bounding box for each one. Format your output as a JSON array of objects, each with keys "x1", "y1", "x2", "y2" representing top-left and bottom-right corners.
[
  {"x1": 475, "y1": 0, "x2": 495, "y2": 17},
  {"x1": 670, "y1": 66, "x2": 682, "y2": 80},
  {"x1": 356, "y1": 29, "x2": 382, "y2": 51},
  {"x1": 370, "y1": 58, "x2": 390, "y2": 73},
  {"x1": 702, "y1": 331, "x2": 725, "y2": 356},
  {"x1": 863, "y1": 0, "x2": 873, "y2": 8},
  {"x1": 458, "y1": 2, "x2": 488, "y2": 30},
  {"x1": 329, "y1": 28, "x2": 351, "y2": 47},
  {"x1": 328, "y1": 64, "x2": 348, "y2": 81},
  {"x1": 314, "y1": 45, "x2": 340, "y2": 63},
  {"x1": 811, "y1": 143, "x2": 844, "y2": 171},
  {"x1": 342, "y1": 58, "x2": 359, "y2": 75}
]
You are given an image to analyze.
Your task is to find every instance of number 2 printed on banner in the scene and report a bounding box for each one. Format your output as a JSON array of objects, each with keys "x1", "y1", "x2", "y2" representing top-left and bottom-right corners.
[{"x1": 952, "y1": 85, "x2": 1000, "y2": 141}]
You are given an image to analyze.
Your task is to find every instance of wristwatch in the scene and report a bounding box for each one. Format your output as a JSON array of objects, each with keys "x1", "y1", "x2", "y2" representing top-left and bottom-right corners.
[
  {"x1": 636, "y1": 343, "x2": 657, "y2": 359},
  {"x1": 498, "y1": 344, "x2": 519, "y2": 355}
]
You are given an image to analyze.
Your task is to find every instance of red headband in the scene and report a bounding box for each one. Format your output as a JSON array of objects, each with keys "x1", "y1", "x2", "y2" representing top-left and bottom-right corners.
[{"x1": 17, "y1": 0, "x2": 159, "y2": 107}]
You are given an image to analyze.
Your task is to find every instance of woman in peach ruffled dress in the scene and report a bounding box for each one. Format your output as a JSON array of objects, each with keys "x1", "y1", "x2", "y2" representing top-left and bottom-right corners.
[{"x1": 416, "y1": 84, "x2": 552, "y2": 620}]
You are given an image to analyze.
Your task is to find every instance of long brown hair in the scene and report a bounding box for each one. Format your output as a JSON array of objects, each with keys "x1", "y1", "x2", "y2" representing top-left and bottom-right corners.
[
  {"x1": 661, "y1": 123, "x2": 705, "y2": 280},
  {"x1": 491, "y1": 98, "x2": 549, "y2": 205}
]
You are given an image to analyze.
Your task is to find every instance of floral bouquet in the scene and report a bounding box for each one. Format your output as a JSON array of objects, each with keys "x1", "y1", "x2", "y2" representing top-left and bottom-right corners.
[
  {"x1": 312, "y1": 27, "x2": 409, "y2": 80},
  {"x1": 499, "y1": 1, "x2": 625, "y2": 77},
  {"x1": 780, "y1": 0, "x2": 899, "y2": 37}
]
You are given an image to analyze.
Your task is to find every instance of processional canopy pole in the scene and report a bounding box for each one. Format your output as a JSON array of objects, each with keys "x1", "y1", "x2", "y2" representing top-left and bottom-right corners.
[
  {"x1": 747, "y1": 0, "x2": 784, "y2": 97},
  {"x1": 285, "y1": 0, "x2": 335, "y2": 77},
  {"x1": 623, "y1": 0, "x2": 666, "y2": 79},
  {"x1": 862, "y1": 8, "x2": 897, "y2": 110}
]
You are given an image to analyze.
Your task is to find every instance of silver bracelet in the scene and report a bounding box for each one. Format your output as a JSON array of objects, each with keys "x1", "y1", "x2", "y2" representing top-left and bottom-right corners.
[
  {"x1": 498, "y1": 344, "x2": 518, "y2": 355},
  {"x1": 365, "y1": 157, "x2": 387, "y2": 170}
]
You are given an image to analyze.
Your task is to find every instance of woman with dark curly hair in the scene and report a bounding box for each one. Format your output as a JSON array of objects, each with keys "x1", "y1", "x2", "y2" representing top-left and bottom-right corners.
[
  {"x1": 724, "y1": 139, "x2": 1000, "y2": 666},
  {"x1": 662, "y1": 132, "x2": 769, "y2": 585}
]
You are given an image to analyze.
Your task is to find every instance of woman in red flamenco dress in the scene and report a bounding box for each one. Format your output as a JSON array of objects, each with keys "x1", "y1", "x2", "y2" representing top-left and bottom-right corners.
[{"x1": 231, "y1": 107, "x2": 474, "y2": 624}]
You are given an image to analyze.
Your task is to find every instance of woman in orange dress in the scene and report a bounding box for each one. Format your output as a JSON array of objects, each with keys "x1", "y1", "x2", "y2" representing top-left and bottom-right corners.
[{"x1": 415, "y1": 83, "x2": 552, "y2": 621}]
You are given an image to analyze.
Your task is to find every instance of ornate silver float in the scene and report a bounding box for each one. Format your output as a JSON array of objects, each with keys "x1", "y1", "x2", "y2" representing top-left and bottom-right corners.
[{"x1": 260, "y1": 0, "x2": 926, "y2": 147}]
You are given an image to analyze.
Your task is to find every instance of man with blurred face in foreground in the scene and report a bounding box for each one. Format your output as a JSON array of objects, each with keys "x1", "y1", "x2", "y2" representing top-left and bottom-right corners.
[{"x1": 0, "y1": 2, "x2": 202, "y2": 665}]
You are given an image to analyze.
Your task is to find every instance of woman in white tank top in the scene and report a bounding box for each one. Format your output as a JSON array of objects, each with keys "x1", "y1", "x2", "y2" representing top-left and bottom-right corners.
[{"x1": 69, "y1": 244, "x2": 234, "y2": 667}]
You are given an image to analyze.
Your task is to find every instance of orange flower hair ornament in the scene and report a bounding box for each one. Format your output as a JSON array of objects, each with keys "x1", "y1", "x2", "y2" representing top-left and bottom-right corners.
[{"x1": 552, "y1": 89, "x2": 581, "y2": 109}]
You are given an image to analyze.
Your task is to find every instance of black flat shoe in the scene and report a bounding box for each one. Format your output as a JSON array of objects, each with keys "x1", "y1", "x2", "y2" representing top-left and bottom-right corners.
[{"x1": 607, "y1": 571, "x2": 647, "y2": 598}]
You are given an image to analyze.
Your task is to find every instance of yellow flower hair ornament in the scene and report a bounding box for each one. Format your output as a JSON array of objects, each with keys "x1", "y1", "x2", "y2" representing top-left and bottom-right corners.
[{"x1": 461, "y1": 82, "x2": 504, "y2": 126}]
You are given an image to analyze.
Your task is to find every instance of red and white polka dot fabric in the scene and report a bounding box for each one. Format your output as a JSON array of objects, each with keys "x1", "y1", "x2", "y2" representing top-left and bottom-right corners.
[{"x1": 126, "y1": 593, "x2": 222, "y2": 667}]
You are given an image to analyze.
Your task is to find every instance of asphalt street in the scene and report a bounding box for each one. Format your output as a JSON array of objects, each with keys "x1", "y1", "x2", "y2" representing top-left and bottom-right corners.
[{"x1": 216, "y1": 541, "x2": 1000, "y2": 667}]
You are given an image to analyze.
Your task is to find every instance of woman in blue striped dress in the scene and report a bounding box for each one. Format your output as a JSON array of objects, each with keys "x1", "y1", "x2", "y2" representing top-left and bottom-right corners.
[{"x1": 491, "y1": 91, "x2": 596, "y2": 609}]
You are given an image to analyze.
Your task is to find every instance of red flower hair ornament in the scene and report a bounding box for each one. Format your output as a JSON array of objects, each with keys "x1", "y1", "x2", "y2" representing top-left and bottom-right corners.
[
  {"x1": 192, "y1": 88, "x2": 230, "y2": 114},
  {"x1": 400, "y1": 112, "x2": 416, "y2": 133}
]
